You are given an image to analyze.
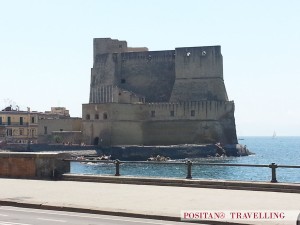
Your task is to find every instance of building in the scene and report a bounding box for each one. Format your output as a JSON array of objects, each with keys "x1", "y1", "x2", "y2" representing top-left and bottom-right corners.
[
  {"x1": 43, "y1": 107, "x2": 70, "y2": 118},
  {"x1": 0, "y1": 106, "x2": 82, "y2": 145},
  {"x1": 0, "y1": 106, "x2": 39, "y2": 144},
  {"x1": 82, "y1": 38, "x2": 238, "y2": 146},
  {"x1": 38, "y1": 107, "x2": 82, "y2": 144},
  {"x1": 38, "y1": 117, "x2": 82, "y2": 144}
]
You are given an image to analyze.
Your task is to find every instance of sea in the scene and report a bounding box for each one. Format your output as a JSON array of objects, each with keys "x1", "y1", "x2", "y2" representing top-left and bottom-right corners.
[{"x1": 70, "y1": 136, "x2": 300, "y2": 183}]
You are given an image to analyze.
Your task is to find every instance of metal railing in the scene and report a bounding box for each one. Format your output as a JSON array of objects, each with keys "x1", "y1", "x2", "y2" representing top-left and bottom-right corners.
[
  {"x1": 0, "y1": 122, "x2": 37, "y2": 126},
  {"x1": 67, "y1": 159, "x2": 300, "y2": 183}
]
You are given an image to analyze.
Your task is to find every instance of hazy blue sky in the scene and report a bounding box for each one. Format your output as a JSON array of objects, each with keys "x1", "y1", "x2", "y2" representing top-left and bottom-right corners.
[{"x1": 1, "y1": 0, "x2": 299, "y2": 136}]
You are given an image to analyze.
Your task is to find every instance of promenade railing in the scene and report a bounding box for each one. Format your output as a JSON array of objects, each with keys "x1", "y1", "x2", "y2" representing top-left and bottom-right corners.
[{"x1": 66, "y1": 159, "x2": 300, "y2": 183}]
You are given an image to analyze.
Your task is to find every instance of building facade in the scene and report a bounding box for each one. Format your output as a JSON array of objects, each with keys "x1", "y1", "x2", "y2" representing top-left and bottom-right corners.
[
  {"x1": 38, "y1": 117, "x2": 82, "y2": 144},
  {"x1": 0, "y1": 106, "x2": 82, "y2": 145},
  {"x1": 82, "y1": 38, "x2": 238, "y2": 146},
  {"x1": 38, "y1": 107, "x2": 82, "y2": 144},
  {"x1": 0, "y1": 107, "x2": 39, "y2": 144}
]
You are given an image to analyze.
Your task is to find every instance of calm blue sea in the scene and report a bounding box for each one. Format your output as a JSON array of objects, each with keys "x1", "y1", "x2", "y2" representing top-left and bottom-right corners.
[{"x1": 70, "y1": 136, "x2": 300, "y2": 183}]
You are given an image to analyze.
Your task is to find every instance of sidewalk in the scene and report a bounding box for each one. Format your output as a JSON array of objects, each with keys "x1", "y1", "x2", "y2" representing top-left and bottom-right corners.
[{"x1": 0, "y1": 178, "x2": 299, "y2": 225}]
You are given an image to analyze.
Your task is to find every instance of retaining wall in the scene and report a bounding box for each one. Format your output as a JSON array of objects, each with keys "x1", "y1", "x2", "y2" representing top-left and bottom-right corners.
[{"x1": 0, "y1": 152, "x2": 70, "y2": 179}]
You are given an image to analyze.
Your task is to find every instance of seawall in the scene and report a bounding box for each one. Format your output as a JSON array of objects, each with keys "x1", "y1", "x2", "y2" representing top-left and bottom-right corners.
[{"x1": 1, "y1": 143, "x2": 251, "y2": 160}]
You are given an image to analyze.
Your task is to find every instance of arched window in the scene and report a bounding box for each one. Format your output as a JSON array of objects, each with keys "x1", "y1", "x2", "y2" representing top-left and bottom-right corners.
[{"x1": 103, "y1": 113, "x2": 108, "y2": 120}]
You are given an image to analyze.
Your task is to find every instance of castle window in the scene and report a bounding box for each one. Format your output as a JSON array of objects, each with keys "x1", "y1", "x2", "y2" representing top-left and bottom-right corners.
[
  {"x1": 86, "y1": 114, "x2": 90, "y2": 120},
  {"x1": 20, "y1": 117, "x2": 23, "y2": 125},
  {"x1": 95, "y1": 114, "x2": 99, "y2": 120},
  {"x1": 31, "y1": 117, "x2": 35, "y2": 123},
  {"x1": 121, "y1": 79, "x2": 126, "y2": 84},
  {"x1": 103, "y1": 113, "x2": 108, "y2": 120},
  {"x1": 8, "y1": 117, "x2": 11, "y2": 125},
  {"x1": 6, "y1": 129, "x2": 12, "y2": 136},
  {"x1": 170, "y1": 110, "x2": 174, "y2": 117},
  {"x1": 191, "y1": 110, "x2": 195, "y2": 117},
  {"x1": 151, "y1": 111, "x2": 155, "y2": 118},
  {"x1": 0, "y1": 117, "x2": 2, "y2": 125},
  {"x1": 44, "y1": 126, "x2": 48, "y2": 135}
]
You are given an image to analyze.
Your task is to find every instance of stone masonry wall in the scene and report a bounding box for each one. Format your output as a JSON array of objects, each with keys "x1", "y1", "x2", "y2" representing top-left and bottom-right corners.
[
  {"x1": 116, "y1": 51, "x2": 175, "y2": 102},
  {"x1": 170, "y1": 46, "x2": 228, "y2": 102},
  {"x1": 82, "y1": 102, "x2": 237, "y2": 146},
  {"x1": 0, "y1": 152, "x2": 70, "y2": 179}
]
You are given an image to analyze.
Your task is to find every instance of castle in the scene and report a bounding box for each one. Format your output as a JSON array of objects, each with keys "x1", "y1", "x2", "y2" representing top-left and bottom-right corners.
[{"x1": 82, "y1": 38, "x2": 237, "y2": 146}]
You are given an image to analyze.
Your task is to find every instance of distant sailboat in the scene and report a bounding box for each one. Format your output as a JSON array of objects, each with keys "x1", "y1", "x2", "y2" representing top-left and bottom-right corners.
[{"x1": 272, "y1": 131, "x2": 276, "y2": 138}]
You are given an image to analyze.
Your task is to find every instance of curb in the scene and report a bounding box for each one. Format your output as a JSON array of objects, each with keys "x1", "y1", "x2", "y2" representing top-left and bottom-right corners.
[
  {"x1": 62, "y1": 174, "x2": 300, "y2": 193},
  {"x1": 0, "y1": 200, "x2": 252, "y2": 225}
]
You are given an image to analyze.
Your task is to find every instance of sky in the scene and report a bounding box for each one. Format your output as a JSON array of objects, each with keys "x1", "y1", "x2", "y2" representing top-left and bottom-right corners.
[{"x1": 0, "y1": 0, "x2": 300, "y2": 136}]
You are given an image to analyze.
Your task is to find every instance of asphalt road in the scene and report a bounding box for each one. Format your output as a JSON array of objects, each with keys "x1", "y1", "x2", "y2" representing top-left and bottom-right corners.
[{"x1": 0, "y1": 206, "x2": 201, "y2": 225}]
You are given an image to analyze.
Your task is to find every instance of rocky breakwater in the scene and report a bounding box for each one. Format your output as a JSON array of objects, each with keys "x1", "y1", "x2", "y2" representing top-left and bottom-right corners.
[
  {"x1": 95, "y1": 143, "x2": 253, "y2": 161},
  {"x1": 1, "y1": 143, "x2": 252, "y2": 161}
]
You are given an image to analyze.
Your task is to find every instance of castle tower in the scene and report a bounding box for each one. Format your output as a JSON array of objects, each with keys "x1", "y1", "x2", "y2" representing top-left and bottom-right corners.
[
  {"x1": 170, "y1": 46, "x2": 228, "y2": 102},
  {"x1": 89, "y1": 38, "x2": 149, "y2": 104}
]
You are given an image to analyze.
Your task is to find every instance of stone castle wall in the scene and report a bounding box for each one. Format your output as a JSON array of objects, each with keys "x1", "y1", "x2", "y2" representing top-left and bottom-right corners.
[
  {"x1": 82, "y1": 100, "x2": 236, "y2": 146},
  {"x1": 90, "y1": 50, "x2": 175, "y2": 103},
  {"x1": 171, "y1": 46, "x2": 228, "y2": 102}
]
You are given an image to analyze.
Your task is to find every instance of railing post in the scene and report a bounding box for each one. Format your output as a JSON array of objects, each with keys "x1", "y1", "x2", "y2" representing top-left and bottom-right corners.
[
  {"x1": 186, "y1": 160, "x2": 192, "y2": 179},
  {"x1": 115, "y1": 159, "x2": 120, "y2": 176},
  {"x1": 269, "y1": 163, "x2": 278, "y2": 183}
]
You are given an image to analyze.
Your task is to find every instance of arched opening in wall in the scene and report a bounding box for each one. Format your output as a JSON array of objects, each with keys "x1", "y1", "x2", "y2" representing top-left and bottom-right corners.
[
  {"x1": 151, "y1": 111, "x2": 155, "y2": 118},
  {"x1": 86, "y1": 114, "x2": 90, "y2": 120},
  {"x1": 93, "y1": 137, "x2": 99, "y2": 146},
  {"x1": 191, "y1": 110, "x2": 195, "y2": 117},
  {"x1": 103, "y1": 113, "x2": 108, "y2": 120}
]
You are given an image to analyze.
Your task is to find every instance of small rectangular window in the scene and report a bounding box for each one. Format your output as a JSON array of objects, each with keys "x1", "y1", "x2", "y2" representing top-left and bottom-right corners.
[
  {"x1": 7, "y1": 129, "x2": 12, "y2": 136},
  {"x1": 151, "y1": 111, "x2": 155, "y2": 118},
  {"x1": 121, "y1": 79, "x2": 126, "y2": 84},
  {"x1": 20, "y1": 117, "x2": 23, "y2": 125},
  {"x1": 8, "y1": 117, "x2": 11, "y2": 125},
  {"x1": 31, "y1": 117, "x2": 35, "y2": 123},
  {"x1": 191, "y1": 110, "x2": 195, "y2": 117},
  {"x1": 44, "y1": 126, "x2": 48, "y2": 135},
  {"x1": 170, "y1": 111, "x2": 174, "y2": 117},
  {"x1": 0, "y1": 117, "x2": 2, "y2": 125}
]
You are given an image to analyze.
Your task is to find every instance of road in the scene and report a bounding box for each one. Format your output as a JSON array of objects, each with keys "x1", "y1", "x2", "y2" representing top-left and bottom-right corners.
[{"x1": 0, "y1": 206, "x2": 201, "y2": 225}]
